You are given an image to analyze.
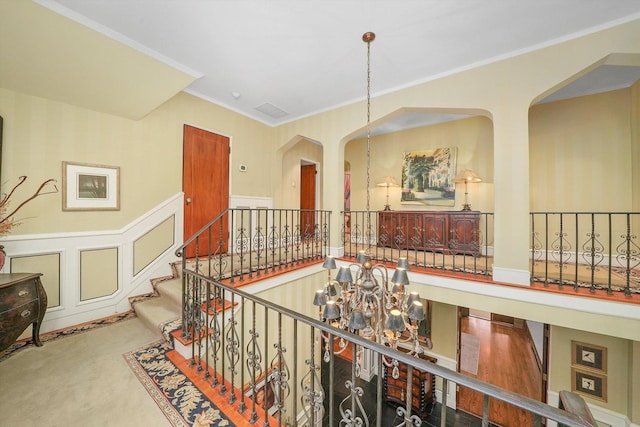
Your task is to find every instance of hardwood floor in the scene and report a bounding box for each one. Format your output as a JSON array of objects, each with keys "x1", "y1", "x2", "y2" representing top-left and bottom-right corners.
[{"x1": 458, "y1": 315, "x2": 543, "y2": 426}]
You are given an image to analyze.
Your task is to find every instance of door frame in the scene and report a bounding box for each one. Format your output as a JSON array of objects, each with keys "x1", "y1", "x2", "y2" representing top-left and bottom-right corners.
[
  {"x1": 183, "y1": 121, "x2": 233, "y2": 197},
  {"x1": 300, "y1": 158, "x2": 320, "y2": 210},
  {"x1": 456, "y1": 307, "x2": 549, "y2": 413},
  {"x1": 182, "y1": 123, "x2": 233, "y2": 252}
]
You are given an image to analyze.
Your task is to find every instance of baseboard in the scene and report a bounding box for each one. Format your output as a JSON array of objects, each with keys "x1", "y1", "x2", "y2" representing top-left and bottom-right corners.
[{"x1": 492, "y1": 266, "x2": 530, "y2": 285}]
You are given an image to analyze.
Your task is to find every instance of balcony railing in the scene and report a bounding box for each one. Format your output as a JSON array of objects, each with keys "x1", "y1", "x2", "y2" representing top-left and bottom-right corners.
[
  {"x1": 179, "y1": 208, "x2": 331, "y2": 284},
  {"x1": 531, "y1": 212, "x2": 640, "y2": 296},
  {"x1": 343, "y1": 210, "x2": 639, "y2": 297},
  {"x1": 175, "y1": 207, "x2": 599, "y2": 427}
]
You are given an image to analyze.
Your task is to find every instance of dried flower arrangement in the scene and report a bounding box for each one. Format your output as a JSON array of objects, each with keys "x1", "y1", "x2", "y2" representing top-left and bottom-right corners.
[{"x1": 0, "y1": 176, "x2": 58, "y2": 235}]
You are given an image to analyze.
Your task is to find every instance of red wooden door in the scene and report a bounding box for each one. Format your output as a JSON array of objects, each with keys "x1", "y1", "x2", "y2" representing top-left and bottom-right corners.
[
  {"x1": 183, "y1": 125, "x2": 229, "y2": 258},
  {"x1": 300, "y1": 164, "x2": 316, "y2": 238}
]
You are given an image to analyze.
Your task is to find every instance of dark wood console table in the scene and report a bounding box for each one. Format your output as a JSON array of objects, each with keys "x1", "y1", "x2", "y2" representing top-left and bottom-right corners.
[
  {"x1": 378, "y1": 210, "x2": 480, "y2": 256},
  {"x1": 0, "y1": 273, "x2": 47, "y2": 353},
  {"x1": 383, "y1": 350, "x2": 437, "y2": 418}
]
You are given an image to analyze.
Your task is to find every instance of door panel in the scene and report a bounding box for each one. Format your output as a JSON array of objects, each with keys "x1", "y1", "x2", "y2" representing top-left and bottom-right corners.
[
  {"x1": 183, "y1": 125, "x2": 229, "y2": 258},
  {"x1": 300, "y1": 164, "x2": 316, "y2": 238}
]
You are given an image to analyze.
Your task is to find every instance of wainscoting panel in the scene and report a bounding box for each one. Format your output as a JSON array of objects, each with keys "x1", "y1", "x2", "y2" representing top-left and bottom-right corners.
[
  {"x1": 10, "y1": 252, "x2": 61, "y2": 307},
  {"x1": 0, "y1": 192, "x2": 184, "y2": 333},
  {"x1": 133, "y1": 215, "x2": 175, "y2": 276},
  {"x1": 80, "y1": 247, "x2": 119, "y2": 301}
]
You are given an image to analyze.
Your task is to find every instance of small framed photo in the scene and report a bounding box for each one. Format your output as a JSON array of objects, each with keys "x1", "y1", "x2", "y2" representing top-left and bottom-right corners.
[
  {"x1": 62, "y1": 162, "x2": 120, "y2": 211},
  {"x1": 571, "y1": 367, "x2": 607, "y2": 402},
  {"x1": 571, "y1": 341, "x2": 607, "y2": 373}
]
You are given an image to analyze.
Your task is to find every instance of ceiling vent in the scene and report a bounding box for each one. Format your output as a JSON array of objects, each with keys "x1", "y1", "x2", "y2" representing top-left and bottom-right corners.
[{"x1": 254, "y1": 102, "x2": 289, "y2": 119}]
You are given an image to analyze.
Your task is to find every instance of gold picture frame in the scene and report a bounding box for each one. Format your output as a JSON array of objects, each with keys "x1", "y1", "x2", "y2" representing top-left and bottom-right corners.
[
  {"x1": 571, "y1": 341, "x2": 607, "y2": 373},
  {"x1": 62, "y1": 162, "x2": 120, "y2": 211},
  {"x1": 571, "y1": 367, "x2": 607, "y2": 402}
]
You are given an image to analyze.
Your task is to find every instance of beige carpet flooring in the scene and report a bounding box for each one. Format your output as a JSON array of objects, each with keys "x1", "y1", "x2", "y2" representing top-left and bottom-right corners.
[{"x1": 0, "y1": 318, "x2": 172, "y2": 427}]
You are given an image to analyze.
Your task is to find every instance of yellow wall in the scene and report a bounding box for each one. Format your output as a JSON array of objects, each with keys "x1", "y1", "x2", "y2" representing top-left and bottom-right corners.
[
  {"x1": 529, "y1": 89, "x2": 633, "y2": 212},
  {"x1": 0, "y1": 89, "x2": 276, "y2": 235},
  {"x1": 346, "y1": 116, "x2": 494, "y2": 213},
  {"x1": 631, "y1": 341, "x2": 640, "y2": 422},
  {"x1": 429, "y1": 301, "x2": 458, "y2": 360},
  {"x1": 280, "y1": 138, "x2": 323, "y2": 209},
  {"x1": 275, "y1": 18, "x2": 640, "y2": 275},
  {"x1": 550, "y1": 326, "x2": 631, "y2": 416}
]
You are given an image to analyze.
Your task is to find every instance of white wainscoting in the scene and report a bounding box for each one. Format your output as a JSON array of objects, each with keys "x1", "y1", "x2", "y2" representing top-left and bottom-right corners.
[{"x1": 0, "y1": 193, "x2": 184, "y2": 334}]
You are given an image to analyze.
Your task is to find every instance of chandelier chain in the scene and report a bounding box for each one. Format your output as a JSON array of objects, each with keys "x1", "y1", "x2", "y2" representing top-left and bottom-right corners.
[{"x1": 365, "y1": 33, "x2": 373, "y2": 251}]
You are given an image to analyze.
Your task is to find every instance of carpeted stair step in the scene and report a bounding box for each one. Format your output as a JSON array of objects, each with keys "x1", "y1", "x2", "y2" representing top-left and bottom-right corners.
[
  {"x1": 134, "y1": 298, "x2": 180, "y2": 339},
  {"x1": 132, "y1": 277, "x2": 182, "y2": 340}
]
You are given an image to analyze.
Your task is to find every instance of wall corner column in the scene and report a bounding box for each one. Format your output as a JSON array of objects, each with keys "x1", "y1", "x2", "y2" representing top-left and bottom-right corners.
[
  {"x1": 492, "y1": 108, "x2": 531, "y2": 286},
  {"x1": 323, "y1": 142, "x2": 345, "y2": 257}
]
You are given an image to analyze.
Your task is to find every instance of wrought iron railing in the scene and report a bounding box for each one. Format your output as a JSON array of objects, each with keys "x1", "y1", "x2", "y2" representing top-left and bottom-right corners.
[
  {"x1": 180, "y1": 208, "x2": 331, "y2": 284},
  {"x1": 342, "y1": 210, "x2": 494, "y2": 278},
  {"x1": 530, "y1": 212, "x2": 640, "y2": 296},
  {"x1": 343, "y1": 210, "x2": 640, "y2": 297},
  {"x1": 173, "y1": 208, "x2": 599, "y2": 426},
  {"x1": 174, "y1": 266, "x2": 594, "y2": 427}
]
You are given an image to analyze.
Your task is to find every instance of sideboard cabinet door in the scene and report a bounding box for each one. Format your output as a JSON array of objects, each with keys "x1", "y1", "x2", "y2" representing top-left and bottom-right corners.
[{"x1": 448, "y1": 212, "x2": 481, "y2": 256}]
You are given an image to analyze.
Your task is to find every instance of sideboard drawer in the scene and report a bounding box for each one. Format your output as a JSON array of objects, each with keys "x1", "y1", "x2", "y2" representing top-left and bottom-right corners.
[
  {"x1": 0, "y1": 273, "x2": 47, "y2": 353},
  {"x1": 0, "y1": 279, "x2": 38, "y2": 314},
  {"x1": 0, "y1": 299, "x2": 40, "y2": 333}
]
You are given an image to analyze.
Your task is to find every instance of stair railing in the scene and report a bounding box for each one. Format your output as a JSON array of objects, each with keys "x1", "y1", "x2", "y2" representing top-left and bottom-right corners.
[
  {"x1": 178, "y1": 268, "x2": 595, "y2": 427},
  {"x1": 176, "y1": 207, "x2": 331, "y2": 340}
]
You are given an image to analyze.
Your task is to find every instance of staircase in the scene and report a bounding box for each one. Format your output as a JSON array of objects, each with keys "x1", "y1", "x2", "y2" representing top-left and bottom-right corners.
[
  {"x1": 129, "y1": 262, "x2": 183, "y2": 345},
  {"x1": 131, "y1": 262, "x2": 241, "y2": 361}
]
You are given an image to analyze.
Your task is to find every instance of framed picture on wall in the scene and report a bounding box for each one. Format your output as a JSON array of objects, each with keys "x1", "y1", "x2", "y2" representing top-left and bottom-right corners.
[
  {"x1": 400, "y1": 147, "x2": 457, "y2": 207},
  {"x1": 571, "y1": 341, "x2": 607, "y2": 373},
  {"x1": 62, "y1": 162, "x2": 120, "y2": 211},
  {"x1": 571, "y1": 367, "x2": 607, "y2": 402}
]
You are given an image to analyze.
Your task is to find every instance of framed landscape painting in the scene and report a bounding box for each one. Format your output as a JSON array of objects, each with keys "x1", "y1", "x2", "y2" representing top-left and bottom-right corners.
[
  {"x1": 62, "y1": 162, "x2": 120, "y2": 211},
  {"x1": 401, "y1": 147, "x2": 457, "y2": 207}
]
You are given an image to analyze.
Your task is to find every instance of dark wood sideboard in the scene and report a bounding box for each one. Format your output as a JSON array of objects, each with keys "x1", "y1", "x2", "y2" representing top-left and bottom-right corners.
[
  {"x1": 378, "y1": 210, "x2": 481, "y2": 256},
  {"x1": 383, "y1": 350, "x2": 437, "y2": 419},
  {"x1": 0, "y1": 273, "x2": 47, "y2": 353}
]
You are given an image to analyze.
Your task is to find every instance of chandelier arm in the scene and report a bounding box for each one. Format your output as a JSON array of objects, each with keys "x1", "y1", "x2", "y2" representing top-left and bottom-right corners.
[{"x1": 370, "y1": 265, "x2": 389, "y2": 290}]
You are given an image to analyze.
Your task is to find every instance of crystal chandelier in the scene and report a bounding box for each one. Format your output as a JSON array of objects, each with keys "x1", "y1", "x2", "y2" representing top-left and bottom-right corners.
[
  {"x1": 313, "y1": 254, "x2": 430, "y2": 360},
  {"x1": 311, "y1": 32, "x2": 431, "y2": 358}
]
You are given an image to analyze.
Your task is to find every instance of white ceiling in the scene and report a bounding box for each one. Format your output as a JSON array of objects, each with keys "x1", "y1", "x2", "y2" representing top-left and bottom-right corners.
[{"x1": 20, "y1": 1, "x2": 640, "y2": 131}]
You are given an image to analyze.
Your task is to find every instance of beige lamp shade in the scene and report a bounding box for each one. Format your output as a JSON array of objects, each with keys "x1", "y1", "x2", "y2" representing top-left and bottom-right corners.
[
  {"x1": 453, "y1": 169, "x2": 482, "y2": 183},
  {"x1": 377, "y1": 176, "x2": 399, "y2": 187}
]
